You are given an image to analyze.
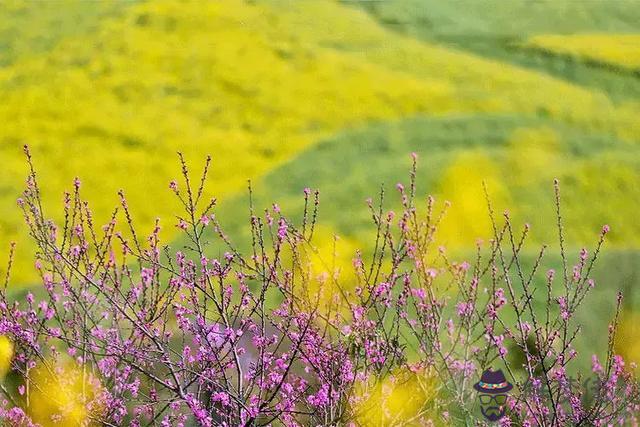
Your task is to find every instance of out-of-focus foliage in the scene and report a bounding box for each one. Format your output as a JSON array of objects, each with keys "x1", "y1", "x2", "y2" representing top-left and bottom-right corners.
[
  {"x1": 0, "y1": 336, "x2": 13, "y2": 378},
  {"x1": 505, "y1": 126, "x2": 560, "y2": 186},
  {"x1": 525, "y1": 34, "x2": 640, "y2": 71},
  {"x1": 436, "y1": 151, "x2": 508, "y2": 247},
  {"x1": 616, "y1": 310, "x2": 640, "y2": 368},
  {"x1": 292, "y1": 224, "x2": 361, "y2": 312},
  {"x1": 353, "y1": 367, "x2": 441, "y2": 426},
  {"x1": 27, "y1": 363, "x2": 104, "y2": 426}
]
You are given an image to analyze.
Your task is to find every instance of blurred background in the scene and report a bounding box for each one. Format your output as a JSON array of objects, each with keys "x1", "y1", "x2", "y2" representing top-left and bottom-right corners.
[{"x1": 1, "y1": 0, "x2": 640, "y2": 373}]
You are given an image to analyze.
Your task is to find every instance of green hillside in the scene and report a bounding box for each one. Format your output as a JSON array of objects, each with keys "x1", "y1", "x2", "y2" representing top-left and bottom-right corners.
[
  {"x1": 358, "y1": 0, "x2": 640, "y2": 101},
  {"x1": 1, "y1": 1, "x2": 640, "y2": 368}
]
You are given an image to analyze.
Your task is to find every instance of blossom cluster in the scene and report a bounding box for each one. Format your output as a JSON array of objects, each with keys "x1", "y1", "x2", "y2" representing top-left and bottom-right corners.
[{"x1": 0, "y1": 148, "x2": 637, "y2": 426}]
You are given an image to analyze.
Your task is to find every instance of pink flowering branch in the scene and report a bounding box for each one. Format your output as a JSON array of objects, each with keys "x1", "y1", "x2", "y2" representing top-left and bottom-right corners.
[{"x1": 0, "y1": 148, "x2": 636, "y2": 426}]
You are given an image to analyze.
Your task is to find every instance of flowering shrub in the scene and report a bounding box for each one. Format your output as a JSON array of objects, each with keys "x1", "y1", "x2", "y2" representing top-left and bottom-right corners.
[{"x1": 0, "y1": 147, "x2": 637, "y2": 426}]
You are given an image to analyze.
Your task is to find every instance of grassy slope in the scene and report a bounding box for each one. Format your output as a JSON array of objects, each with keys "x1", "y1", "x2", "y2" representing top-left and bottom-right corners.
[
  {"x1": 351, "y1": 0, "x2": 640, "y2": 244},
  {"x1": 357, "y1": 0, "x2": 640, "y2": 101},
  {"x1": 0, "y1": 1, "x2": 133, "y2": 66},
  {"x1": 359, "y1": 0, "x2": 640, "y2": 36},
  {"x1": 211, "y1": 115, "x2": 636, "y2": 245}
]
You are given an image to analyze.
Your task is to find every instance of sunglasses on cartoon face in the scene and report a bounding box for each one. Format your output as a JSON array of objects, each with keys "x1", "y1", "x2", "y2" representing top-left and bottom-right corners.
[{"x1": 479, "y1": 394, "x2": 507, "y2": 405}]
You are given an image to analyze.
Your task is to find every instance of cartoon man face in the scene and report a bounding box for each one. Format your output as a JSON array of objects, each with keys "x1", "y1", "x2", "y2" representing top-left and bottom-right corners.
[
  {"x1": 478, "y1": 393, "x2": 508, "y2": 421},
  {"x1": 473, "y1": 369, "x2": 513, "y2": 422}
]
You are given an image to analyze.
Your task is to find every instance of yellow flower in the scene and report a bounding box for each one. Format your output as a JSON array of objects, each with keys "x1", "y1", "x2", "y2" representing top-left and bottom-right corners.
[
  {"x1": 0, "y1": 335, "x2": 13, "y2": 378},
  {"x1": 282, "y1": 225, "x2": 361, "y2": 315},
  {"x1": 28, "y1": 362, "x2": 105, "y2": 426},
  {"x1": 353, "y1": 367, "x2": 441, "y2": 426},
  {"x1": 437, "y1": 151, "x2": 510, "y2": 247},
  {"x1": 615, "y1": 310, "x2": 640, "y2": 368}
]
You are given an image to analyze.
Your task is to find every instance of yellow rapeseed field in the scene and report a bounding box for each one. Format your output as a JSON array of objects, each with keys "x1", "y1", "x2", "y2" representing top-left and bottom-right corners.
[
  {"x1": 1, "y1": 0, "x2": 640, "y2": 283},
  {"x1": 0, "y1": 0, "x2": 453, "y2": 283},
  {"x1": 526, "y1": 33, "x2": 640, "y2": 71}
]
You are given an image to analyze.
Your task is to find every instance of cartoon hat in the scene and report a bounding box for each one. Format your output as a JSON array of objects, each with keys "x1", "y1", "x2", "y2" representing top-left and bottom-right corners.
[{"x1": 474, "y1": 369, "x2": 513, "y2": 394}]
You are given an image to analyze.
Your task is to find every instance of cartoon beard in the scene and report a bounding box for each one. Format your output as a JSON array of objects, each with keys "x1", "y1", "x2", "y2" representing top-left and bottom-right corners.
[{"x1": 481, "y1": 405, "x2": 505, "y2": 421}]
